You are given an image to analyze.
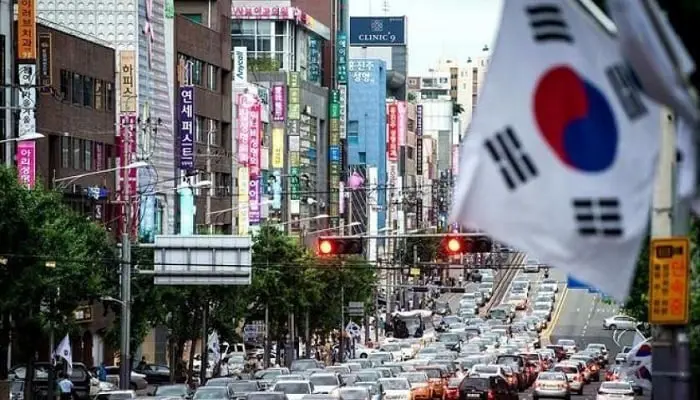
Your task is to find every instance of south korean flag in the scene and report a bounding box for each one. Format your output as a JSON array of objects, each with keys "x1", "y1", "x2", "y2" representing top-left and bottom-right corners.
[{"x1": 450, "y1": 0, "x2": 661, "y2": 300}]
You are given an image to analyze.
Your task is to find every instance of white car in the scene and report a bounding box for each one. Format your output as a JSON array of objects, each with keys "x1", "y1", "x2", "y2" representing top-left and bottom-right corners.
[
  {"x1": 535, "y1": 291, "x2": 555, "y2": 303},
  {"x1": 556, "y1": 339, "x2": 578, "y2": 355},
  {"x1": 270, "y1": 380, "x2": 313, "y2": 400},
  {"x1": 469, "y1": 364, "x2": 507, "y2": 380},
  {"x1": 309, "y1": 373, "x2": 341, "y2": 394},
  {"x1": 596, "y1": 381, "x2": 635, "y2": 399},
  {"x1": 379, "y1": 343, "x2": 405, "y2": 362},
  {"x1": 378, "y1": 378, "x2": 412, "y2": 400},
  {"x1": 539, "y1": 279, "x2": 559, "y2": 293},
  {"x1": 523, "y1": 262, "x2": 540, "y2": 273},
  {"x1": 532, "y1": 301, "x2": 553, "y2": 320},
  {"x1": 603, "y1": 315, "x2": 639, "y2": 330}
]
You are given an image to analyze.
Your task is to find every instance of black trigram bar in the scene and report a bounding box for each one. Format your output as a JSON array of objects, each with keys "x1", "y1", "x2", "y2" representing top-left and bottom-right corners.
[
  {"x1": 484, "y1": 126, "x2": 538, "y2": 191},
  {"x1": 605, "y1": 63, "x2": 648, "y2": 121},
  {"x1": 526, "y1": 4, "x2": 573, "y2": 43},
  {"x1": 572, "y1": 197, "x2": 623, "y2": 237}
]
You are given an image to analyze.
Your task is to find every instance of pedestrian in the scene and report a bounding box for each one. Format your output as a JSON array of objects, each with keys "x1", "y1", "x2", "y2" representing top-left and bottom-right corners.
[
  {"x1": 137, "y1": 356, "x2": 148, "y2": 370},
  {"x1": 97, "y1": 362, "x2": 107, "y2": 382},
  {"x1": 57, "y1": 372, "x2": 74, "y2": 400}
]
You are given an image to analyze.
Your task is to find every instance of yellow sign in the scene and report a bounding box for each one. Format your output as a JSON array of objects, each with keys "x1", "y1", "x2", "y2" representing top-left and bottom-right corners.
[
  {"x1": 237, "y1": 167, "x2": 249, "y2": 235},
  {"x1": 17, "y1": 0, "x2": 36, "y2": 60},
  {"x1": 119, "y1": 50, "x2": 137, "y2": 113},
  {"x1": 649, "y1": 237, "x2": 690, "y2": 325},
  {"x1": 271, "y1": 128, "x2": 284, "y2": 169}
]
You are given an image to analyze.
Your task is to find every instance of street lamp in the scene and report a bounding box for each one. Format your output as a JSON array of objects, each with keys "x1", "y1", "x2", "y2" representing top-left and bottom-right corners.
[
  {"x1": 0, "y1": 132, "x2": 44, "y2": 144},
  {"x1": 53, "y1": 161, "x2": 148, "y2": 189},
  {"x1": 206, "y1": 199, "x2": 273, "y2": 217},
  {"x1": 100, "y1": 295, "x2": 125, "y2": 306}
]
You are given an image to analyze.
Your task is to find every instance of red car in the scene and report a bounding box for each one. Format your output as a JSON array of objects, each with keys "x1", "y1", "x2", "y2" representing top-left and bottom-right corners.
[{"x1": 442, "y1": 377, "x2": 463, "y2": 400}]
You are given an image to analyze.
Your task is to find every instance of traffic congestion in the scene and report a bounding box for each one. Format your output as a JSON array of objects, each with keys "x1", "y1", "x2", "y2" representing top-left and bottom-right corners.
[{"x1": 77, "y1": 254, "x2": 647, "y2": 400}]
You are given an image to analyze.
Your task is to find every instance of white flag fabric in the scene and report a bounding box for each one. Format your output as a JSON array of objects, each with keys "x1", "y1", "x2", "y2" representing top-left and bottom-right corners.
[
  {"x1": 450, "y1": 0, "x2": 661, "y2": 300},
  {"x1": 677, "y1": 117, "x2": 697, "y2": 201},
  {"x1": 208, "y1": 330, "x2": 221, "y2": 363},
  {"x1": 608, "y1": 0, "x2": 698, "y2": 125},
  {"x1": 624, "y1": 338, "x2": 653, "y2": 389},
  {"x1": 53, "y1": 334, "x2": 73, "y2": 374}
]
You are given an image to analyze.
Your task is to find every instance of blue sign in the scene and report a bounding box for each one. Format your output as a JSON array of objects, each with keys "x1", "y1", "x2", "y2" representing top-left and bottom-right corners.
[
  {"x1": 567, "y1": 275, "x2": 602, "y2": 294},
  {"x1": 272, "y1": 171, "x2": 282, "y2": 210},
  {"x1": 308, "y1": 37, "x2": 320, "y2": 82},
  {"x1": 349, "y1": 17, "x2": 406, "y2": 46},
  {"x1": 330, "y1": 145, "x2": 341, "y2": 162},
  {"x1": 307, "y1": 148, "x2": 317, "y2": 160}
]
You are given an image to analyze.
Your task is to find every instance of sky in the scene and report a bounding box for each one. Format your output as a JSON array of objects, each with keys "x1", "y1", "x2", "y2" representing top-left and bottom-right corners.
[{"x1": 348, "y1": 0, "x2": 504, "y2": 74}]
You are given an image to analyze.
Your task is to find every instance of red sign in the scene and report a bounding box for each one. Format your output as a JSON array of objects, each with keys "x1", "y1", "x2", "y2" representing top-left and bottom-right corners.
[
  {"x1": 387, "y1": 103, "x2": 398, "y2": 161},
  {"x1": 117, "y1": 113, "x2": 139, "y2": 239}
]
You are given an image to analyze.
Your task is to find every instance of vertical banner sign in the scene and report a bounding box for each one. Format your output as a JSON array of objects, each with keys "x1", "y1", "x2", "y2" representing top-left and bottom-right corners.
[
  {"x1": 416, "y1": 197, "x2": 423, "y2": 228},
  {"x1": 272, "y1": 170, "x2": 282, "y2": 210},
  {"x1": 237, "y1": 93, "x2": 257, "y2": 165},
  {"x1": 17, "y1": 0, "x2": 36, "y2": 60},
  {"x1": 329, "y1": 89, "x2": 341, "y2": 217},
  {"x1": 452, "y1": 144, "x2": 460, "y2": 175},
  {"x1": 237, "y1": 167, "x2": 250, "y2": 235},
  {"x1": 308, "y1": 37, "x2": 320, "y2": 82},
  {"x1": 17, "y1": 141, "x2": 35, "y2": 188},
  {"x1": 118, "y1": 114, "x2": 139, "y2": 237},
  {"x1": 416, "y1": 104, "x2": 424, "y2": 175},
  {"x1": 248, "y1": 101, "x2": 262, "y2": 224},
  {"x1": 336, "y1": 31, "x2": 348, "y2": 84},
  {"x1": 338, "y1": 85, "x2": 348, "y2": 140},
  {"x1": 233, "y1": 47, "x2": 248, "y2": 83},
  {"x1": 287, "y1": 72, "x2": 301, "y2": 120},
  {"x1": 178, "y1": 86, "x2": 195, "y2": 171},
  {"x1": 387, "y1": 103, "x2": 398, "y2": 161},
  {"x1": 272, "y1": 84, "x2": 286, "y2": 121},
  {"x1": 290, "y1": 166, "x2": 301, "y2": 200},
  {"x1": 119, "y1": 51, "x2": 137, "y2": 113},
  {"x1": 271, "y1": 128, "x2": 284, "y2": 168},
  {"x1": 397, "y1": 101, "x2": 407, "y2": 146},
  {"x1": 17, "y1": 65, "x2": 37, "y2": 137},
  {"x1": 38, "y1": 34, "x2": 52, "y2": 92}
]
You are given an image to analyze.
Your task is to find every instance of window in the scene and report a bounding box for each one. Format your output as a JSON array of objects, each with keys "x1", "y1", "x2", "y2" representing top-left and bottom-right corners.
[
  {"x1": 61, "y1": 136, "x2": 70, "y2": 168},
  {"x1": 72, "y1": 73, "x2": 83, "y2": 105},
  {"x1": 72, "y1": 138, "x2": 81, "y2": 169},
  {"x1": 408, "y1": 147, "x2": 414, "y2": 159},
  {"x1": 207, "y1": 64, "x2": 217, "y2": 91},
  {"x1": 274, "y1": 36, "x2": 285, "y2": 52},
  {"x1": 195, "y1": 116, "x2": 205, "y2": 142},
  {"x1": 256, "y1": 21, "x2": 271, "y2": 35},
  {"x1": 274, "y1": 21, "x2": 286, "y2": 35},
  {"x1": 94, "y1": 143, "x2": 104, "y2": 170},
  {"x1": 359, "y1": 152, "x2": 366, "y2": 164},
  {"x1": 106, "y1": 82, "x2": 114, "y2": 111},
  {"x1": 183, "y1": 13, "x2": 202, "y2": 24},
  {"x1": 192, "y1": 59, "x2": 204, "y2": 86},
  {"x1": 84, "y1": 140, "x2": 93, "y2": 170},
  {"x1": 347, "y1": 120, "x2": 359, "y2": 144},
  {"x1": 83, "y1": 76, "x2": 94, "y2": 107},
  {"x1": 231, "y1": 20, "x2": 255, "y2": 35},
  {"x1": 94, "y1": 79, "x2": 103, "y2": 110},
  {"x1": 208, "y1": 119, "x2": 218, "y2": 145},
  {"x1": 256, "y1": 37, "x2": 271, "y2": 52},
  {"x1": 60, "y1": 70, "x2": 71, "y2": 101}
]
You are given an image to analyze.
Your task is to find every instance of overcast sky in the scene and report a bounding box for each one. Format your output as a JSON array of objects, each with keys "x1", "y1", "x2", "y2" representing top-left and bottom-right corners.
[{"x1": 348, "y1": 0, "x2": 504, "y2": 74}]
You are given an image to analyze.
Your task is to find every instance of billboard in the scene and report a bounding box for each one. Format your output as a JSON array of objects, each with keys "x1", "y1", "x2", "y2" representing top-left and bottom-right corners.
[
  {"x1": 336, "y1": 31, "x2": 348, "y2": 84},
  {"x1": 38, "y1": 34, "x2": 52, "y2": 89},
  {"x1": 233, "y1": 46, "x2": 247, "y2": 83},
  {"x1": 119, "y1": 50, "x2": 137, "y2": 113},
  {"x1": 178, "y1": 86, "x2": 195, "y2": 171},
  {"x1": 416, "y1": 104, "x2": 424, "y2": 176},
  {"x1": 349, "y1": 17, "x2": 406, "y2": 46},
  {"x1": 248, "y1": 101, "x2": 261, "y2": 224},
  {"x1": 308, "y1": 37, "x2": 320, "y2": 82},
  {"x1": 386, "y1": 103, "x2": 398, "y2": 161},
  {"x1": 287, "y1": 72, "x2": 301, "y2": 120},
  {"x1": 339, "y1": 85, "x2": 347, "y2": 140},
  {"x1": 17, "y1": 141, "x2": 35, "y2": 188},
  {"x1": 17, "y1": 65, "x2": 36, "y2": 138},
  {"x1": 237, "y1": 92, "x2": 260, "y2": 165},
  {"x1": 272, "y1": 84, "x2": 286, "y2": 121},
  {"x1": 118, "y1": 113, "x2": 139, "y2": 238},
  {"x1": 271, "y1": 128, "x2": 284, "y2": 168},
  {"x1": 17, "y1": 0, "x2": 36, "y2": 60}
]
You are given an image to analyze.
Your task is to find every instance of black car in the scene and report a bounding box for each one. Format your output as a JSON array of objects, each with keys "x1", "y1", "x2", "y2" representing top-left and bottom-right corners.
[
  {"x1": 133, "y1": 363, "x2": 172, "y2": 385},
  {"x1": 458, "y1": 376, "x2": 517, "y2": 400}
]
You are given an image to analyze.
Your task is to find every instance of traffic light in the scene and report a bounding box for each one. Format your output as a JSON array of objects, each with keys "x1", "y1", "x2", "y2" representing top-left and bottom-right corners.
[
  {"x1": 317, "y1": 237, "x2": 364, "y2": 256},
  {"x1": 441, "y1": 235, "x2": 493, "y2": 255}
]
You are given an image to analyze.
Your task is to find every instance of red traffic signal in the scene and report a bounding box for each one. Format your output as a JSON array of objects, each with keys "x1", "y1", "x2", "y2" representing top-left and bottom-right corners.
[
  {"x1": 317, "y1": 237, "x2": 364, "y2": 256},
  {"x1": 441, "y1": 235, "x2": 493, "y2": 255}
]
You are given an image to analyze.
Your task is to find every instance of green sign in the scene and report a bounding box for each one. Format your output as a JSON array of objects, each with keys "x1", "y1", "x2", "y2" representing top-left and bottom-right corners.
[
  {"x1": 331, "y1": 89, "x2": 340, "y2": 104},
  {"x1": 330, "y1": 102, "x2": 340, "y2": 119},
  {"x1": 290, "y1": 167, "x2": 301, "y2": 200}
]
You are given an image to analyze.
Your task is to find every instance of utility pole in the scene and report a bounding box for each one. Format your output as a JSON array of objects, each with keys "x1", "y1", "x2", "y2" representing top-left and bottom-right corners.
[
  {"x1": 339, "y1": 260, "x2": 345, "y2": 363},
  {"x1": 263, "y1": 304, "x2": 270, "y2": 368},
  {"x1": 200, "y1": 303, "x2": 209, "y2": 384},
  {"x1": 119, "y1": 119, "x2": 133, "y2": 390},
  {"x1": 651, "y1": 109, "x2": 691, "y2": 399}
]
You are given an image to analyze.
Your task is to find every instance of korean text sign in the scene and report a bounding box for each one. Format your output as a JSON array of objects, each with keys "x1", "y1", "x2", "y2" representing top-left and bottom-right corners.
[
  {"x1": 416, "y1": 104, "x2": 424, "y2": 176},
  {"x1": 179, "y1": 87, "x2": 195, "y2": 171},
  {"x1": 17, "y1": 0, "x2": 36, "y2": 60},
  {"x1": 272, "y1": 84, "x2": 286, "y2": 121},
  {"x1": 237, "y1": 93, "x2": 259, "y2": 165},
  {"x1": 387, "y1": 103, "x2": 398, "y2": 161},
  {"x1": 17, "y1": 141, "x2": 35, "y2": 188},
  {"x1": 336, "y1": 31, "x2": 348, "y2": 84},
  {"x1": 118, "y1": 114, "x2": 139, "y2": 238},
  {"x1": 248, "y1": 101, "x2": 262, "y2": 224},
  {"x1": 119, "y1": 51, "x2": 137, "y2": 113}
]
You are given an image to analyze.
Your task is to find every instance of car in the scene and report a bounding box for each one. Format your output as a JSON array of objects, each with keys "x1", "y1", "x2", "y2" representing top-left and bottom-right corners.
[
  {"x1": 505, "y1": 294, "x2": 527, "y2": 310},
  {"x1": 602, "y1": 315, "x2": 639, "y2": 330},
  {"x1": 333, "y1": 386, "x2": 371, "y2": 400},
  {"x1": 586, "y1": 343, "x2": 609, "y2": 358},
  {"x1": 100, "y1": 366, "x2": 149, "y2": 391},
  {"x1": 11, "y1": 362, "x2": 92, "y2": 400},
  {"x1": 532, "y1": 302, "x2": 553, "y2": 321},
  {"x1": 523, "y1": 260, "x2": 540, "y2": 273},
  {"x1": 246, "y1": 392, "x2": 289, "y2": 400},
  {"x1": 458, "y1": 376, "x2": 518, "y2": 400},
  {"x1": 397, "y1": 373, "x2": 432, "y2": 400},
  {"x1": 194, "y1": 386, "x2": 234, "y2": 400},
  {"x1": 596, "y1": 381, "x2": 635, "y2": 399},
  {"x1": 308, "y1": 373, "x2": 341, "y2": 394},
  {"x1": 94, "y1": 390, "x2": 136, "y2": 400},
  {"x1": 552, "y1": 364, "x2": 583, "y2": 395},
  {"x1": 534, "y1": 291, "x2": 555, "y2": 303},
  {"x1": 539, "y1": 279, "x2": 559, "y2": 293},
  {"x1": 132, "y1": 364, "x2": 172, "y2": 386},
  {"x1": 270, "y1": 380, "x2": 314, "y2": 400},
  {"x1": 533, "y1": 371, "x2": 570, "y2": 400},
  {"x1": 556, "y1": 339, "x2": 578, "y2": 355},
  {"x1": 435, "y1": 301, "x2": 452, "y2": 316},
  {"x1": 378, "y1": 343, "x2": 404, "y2": 362}
]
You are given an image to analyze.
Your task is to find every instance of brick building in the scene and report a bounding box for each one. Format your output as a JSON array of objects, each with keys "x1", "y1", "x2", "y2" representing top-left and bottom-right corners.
[{"x1": 175, "y1": 0, "x2": 233, "y2": 233}]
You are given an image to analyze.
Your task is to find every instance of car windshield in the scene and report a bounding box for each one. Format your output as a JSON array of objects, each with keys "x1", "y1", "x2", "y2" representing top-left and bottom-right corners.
[
  {"x1": 194, "y1": 388, "x2": 229, "y2": 400},
  {"x1": 310, "y1": 375, "x2": 338, "y2": 386},
  {"x1": 542, "y1": 279, "x2": 556, "y2": 284},
  {"x1": 355, "y1": 383, "x2": 377, "y2": 393},
  {"x1": 538, "y1": 373, "x2": 565, "y2": 381},
  {"x1": 95, "y1": 394, "x2": 133, "y2": 400},
  {"x1": 553, "y1": 366, "x2": 578, "y2": 374},
  {"x1": 438, "y1": 333, "x2": 459, "y2": 342},
  {"x1": 460, "y1": 378, "x2": 489, "y2": 390},
  {"x1": 338, "y1": 388, "x2": 368, "y2": 400},
  {"x1": 381, "y1": 344, "x2": 400, "y2": 351},
  {"x1": 399, "y1": 373, "x2": 428, "y2": 384},
  {"x1": 254, "y1": 370, "x2": 281, "y2": 379},
  {"x1": 273, "y1": 383, "x2": 310, "y2": 394},
  {"x1": 248, "y1": 394, "x2": 286, "y2": 400},
  {"x1": 534, "y1": 303, "x2": 550, "y2": 310},
  {"x1": 156, "y1": 385, "x2": 187, "y2": 396},
  {"x1": 379, "y1": 379, "x2": 410, "y2": 390},
  {"x1": 356, "y1": 372, "x2": 379, "y2": 381},
  {"x1": 601, "y1": 382, "x2": 632, "y2": 391},
  {"x1": 230, "y1": 382, "x2": 259, "y2": 392}
]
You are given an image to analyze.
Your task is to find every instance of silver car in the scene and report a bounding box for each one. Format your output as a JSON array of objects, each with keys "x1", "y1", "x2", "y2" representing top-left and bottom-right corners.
[{"x1": 533, "y1": 371, "x2": 570, "y2": 399}]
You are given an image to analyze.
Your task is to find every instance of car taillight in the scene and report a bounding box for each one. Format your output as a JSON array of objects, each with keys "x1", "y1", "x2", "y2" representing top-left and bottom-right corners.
[{"x1": 486, "y1": 390, "x2": 495, "y2": 400}]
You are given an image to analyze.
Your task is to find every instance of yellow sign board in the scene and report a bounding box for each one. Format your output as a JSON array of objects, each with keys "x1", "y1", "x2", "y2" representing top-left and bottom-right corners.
[
  {"x1": 271, "y1": 128, "x2": 284, "y2": 169},
  {"x1": 119, "y1": 50, "x2": 137, "y2": 113},
  {"x1": 648, "y1": 237, "x2": 690, "y2": 325}
]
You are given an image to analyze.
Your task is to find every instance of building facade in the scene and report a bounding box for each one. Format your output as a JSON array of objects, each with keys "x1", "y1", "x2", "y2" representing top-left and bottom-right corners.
[{"x1": 173, "y1": 2, "x2": 233, "y2": 233}]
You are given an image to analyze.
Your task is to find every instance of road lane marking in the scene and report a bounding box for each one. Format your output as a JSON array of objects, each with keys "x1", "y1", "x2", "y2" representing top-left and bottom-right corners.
[{"x1": 542, "y1": 285, "x2": 569, "y2": 344}]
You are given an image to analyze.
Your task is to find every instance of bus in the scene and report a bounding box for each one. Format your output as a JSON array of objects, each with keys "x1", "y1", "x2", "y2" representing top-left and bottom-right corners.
[{"x1": 389, "y1": 310, "x2": 436, "y2": 340}]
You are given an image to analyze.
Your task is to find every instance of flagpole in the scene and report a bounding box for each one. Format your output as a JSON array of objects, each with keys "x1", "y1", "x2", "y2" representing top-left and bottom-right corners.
[{"x1": 650, "y1": 108, "x2": 691, "y2": 399}]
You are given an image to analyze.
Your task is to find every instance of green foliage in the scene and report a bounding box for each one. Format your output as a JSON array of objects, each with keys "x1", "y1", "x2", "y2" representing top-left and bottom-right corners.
[
  {"x1": 407, "y1": 92, "x2": 417, "y2": 103},
  {"x1": 623, "y1": 239, "x2": 649, "y2": 322},
  {"x1": 248, "y1": 56, "x2": 281, "y2": 73},
  {"x1": 452, "y1": 103, "x2": 465, "y2": 116},
  {"x1": 400, "y1": 236, "x2": 441, "y2": 266},
  {"x1": 0, "y1": 166, "x2": 116, "y2": 374}
]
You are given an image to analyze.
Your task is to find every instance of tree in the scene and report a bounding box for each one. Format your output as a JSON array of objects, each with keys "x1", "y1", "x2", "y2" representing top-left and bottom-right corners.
[
  {"x1": 249, "y1": 56, "x2": 281, "y2": 73},
  {"x1": 452, "y1": 103, "x2": 465, "y2": 116},
  {"x1": 0, "y1": 166, "x2": 116, "y2": 379},
  {"x1": 407, "y1": 92, "x2": 417, "y2": 103}
]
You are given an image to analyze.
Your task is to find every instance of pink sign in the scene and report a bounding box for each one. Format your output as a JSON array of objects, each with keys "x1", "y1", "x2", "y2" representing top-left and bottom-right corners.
[
  {"x1": 452, "y1": 144, "x2": 460, "y2": 175},
  {"x1": 249, "y1": 102, "x2": 262, "y2": 224},
  {"x1": 232, "y1": 5, "x2": 306, "y2": 23},
  {"x1": 237, "y1": 93, "x2": 260, "y2": 165},
  {"x1": 386, "y1": 103, "x2": 398, "y2": 161},
  {"x1": 117, "y1": 113, "x2": 139, "y2": 238},
  {"x1": 272, "y1": 84, "x2": 286, "y2": 121},
  {"x1": 17, "y1": 141, "x2": 35, "y2": 188},
  {"x1": 397, "y1": 101, "x2": 407, "y2": 146}
]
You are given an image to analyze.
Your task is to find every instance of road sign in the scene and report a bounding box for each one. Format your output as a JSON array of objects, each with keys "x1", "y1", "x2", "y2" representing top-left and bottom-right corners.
[
  {"x1": 347, "y1": 301, "x2": 364, "y2": 316},
  {"x1": 649, "y1": 237, "x2": 690, "y2": 325}
]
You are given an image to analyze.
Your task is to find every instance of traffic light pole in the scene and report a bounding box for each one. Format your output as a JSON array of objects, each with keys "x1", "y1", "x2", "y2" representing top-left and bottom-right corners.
[{"x1": 339, "y1": 260, "x2": 345, "y2": 364}]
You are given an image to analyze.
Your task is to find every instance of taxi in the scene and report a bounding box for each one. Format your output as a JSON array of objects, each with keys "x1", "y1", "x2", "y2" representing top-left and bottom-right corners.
[
  {"x1": 414, "y1": 366, "x2": 449, "y2": 399},
  {"x1": 397, "y1": 372, "x2": 432, "y2": 400}
]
